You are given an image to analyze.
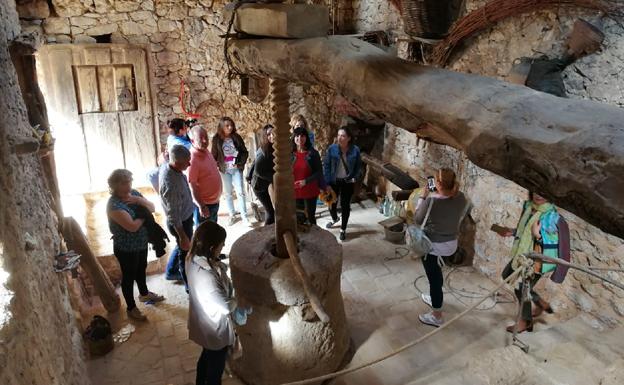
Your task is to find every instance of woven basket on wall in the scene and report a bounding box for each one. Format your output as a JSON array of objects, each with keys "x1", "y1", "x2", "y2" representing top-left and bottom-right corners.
[{"x1": 401, "y1": 0, "x2": 453, "y2": 39}]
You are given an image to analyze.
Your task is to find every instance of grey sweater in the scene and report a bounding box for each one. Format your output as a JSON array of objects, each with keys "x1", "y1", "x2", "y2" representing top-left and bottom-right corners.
[
  {"x1": 414, "y1": 192, "x2": 469, "y2": 243},
  {"x1": 159, "y1": 164, "x2": 194, "y2": 228}
]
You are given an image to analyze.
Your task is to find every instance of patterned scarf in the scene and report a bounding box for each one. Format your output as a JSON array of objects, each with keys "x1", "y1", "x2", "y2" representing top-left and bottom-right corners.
[{"x1": 511, "y1": 200, "x2": 557, "y2": 258}]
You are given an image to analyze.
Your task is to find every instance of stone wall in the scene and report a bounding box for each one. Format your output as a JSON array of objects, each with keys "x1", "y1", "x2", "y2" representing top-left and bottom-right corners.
[
  {"x1": 0, "y1": 1, "x2": 88, "y2": 384},
  {"x1": 381, "y1": 2, "x2": 624, "y2": 326},
  {"x1": 21, "y1": 0, "x2": 404, "y2": 151},
  {"x1": 20, "y1": 0, "x2": 273, "y2": 144}
]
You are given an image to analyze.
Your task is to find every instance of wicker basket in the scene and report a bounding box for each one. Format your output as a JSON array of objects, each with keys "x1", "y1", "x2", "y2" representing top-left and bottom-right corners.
[{"x1": 401, "y1": 0, "x2": 453, "y2": 39}]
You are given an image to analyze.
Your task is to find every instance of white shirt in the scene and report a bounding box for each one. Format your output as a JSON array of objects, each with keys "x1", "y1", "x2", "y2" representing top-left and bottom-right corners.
[{"x1": 222, "y1": 138, "x2": 238, "y2": 170}]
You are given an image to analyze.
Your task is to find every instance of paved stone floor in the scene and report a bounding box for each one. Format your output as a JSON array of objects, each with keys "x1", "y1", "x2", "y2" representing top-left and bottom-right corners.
[{"x1": 88, "y1": 200, "x2": 532, "y2": 385}]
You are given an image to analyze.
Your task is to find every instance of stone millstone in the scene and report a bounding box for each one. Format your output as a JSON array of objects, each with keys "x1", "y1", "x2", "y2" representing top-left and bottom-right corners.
[
  {"x1": 234, "y1": 4, "x2": 329, "y2": 38},
  {"x1": 229, "y1": 225, "x2": 349, "y2": 385}
]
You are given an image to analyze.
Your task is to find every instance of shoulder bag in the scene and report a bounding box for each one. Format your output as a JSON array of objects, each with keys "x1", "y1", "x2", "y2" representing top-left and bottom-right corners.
[{"x1": 407, "y1": 198, "x2": 434, "y2": 257}]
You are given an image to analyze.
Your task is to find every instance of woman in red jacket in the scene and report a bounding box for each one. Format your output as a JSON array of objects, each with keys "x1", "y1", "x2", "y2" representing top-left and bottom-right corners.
[{"x1": 291, "y1": 126, "x2": 323, "y2": 225}]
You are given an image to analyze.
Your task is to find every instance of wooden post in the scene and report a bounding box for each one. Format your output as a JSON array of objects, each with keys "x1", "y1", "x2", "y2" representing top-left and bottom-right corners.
[
  {"x1": 283, "y1": 231, "x2": 330, "y2": 323},
  {"x1": 62, "y1": 217, "x2": 120, "y2": 313},
  {"x1": 270, "y1": 78, "x2": 297, "y2": 258}
]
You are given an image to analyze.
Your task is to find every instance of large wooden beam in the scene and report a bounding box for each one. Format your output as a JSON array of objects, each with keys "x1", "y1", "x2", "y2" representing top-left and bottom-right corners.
[{"x1": 229, "y1": 36, "x2": 624, "y2": 239}]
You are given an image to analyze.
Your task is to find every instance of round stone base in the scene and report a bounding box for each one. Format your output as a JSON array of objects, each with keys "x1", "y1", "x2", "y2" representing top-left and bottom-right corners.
[{"x1": 229, "y1": 225, "x2": 349, "y2": 385}]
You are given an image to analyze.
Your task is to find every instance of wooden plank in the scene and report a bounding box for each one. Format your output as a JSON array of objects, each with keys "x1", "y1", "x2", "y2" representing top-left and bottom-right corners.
[
  {"x1": 114, "y1": 65, "x2": 137, "y2": 111},
  {"x1": 81, "y1": 112, "x2": 125, "y2": 190},
  {"x1": 83, "y1": 47, "x2": 111, "y2": 65},
  {"x1": 37, "y1": 45, "x2": 91, "y2": 193},
  {"x1": 97, "y1": 65, "x2": 116, "y2": 112},
  {"x1": 361, "y1": 153, "x2": 419, "y2": 190},
  {"x1": 117, "y1": 46, "x2": 156, "y2": 186},
  {"x1": 74, "y1": 66, "x2": 100, "y2": 113}
]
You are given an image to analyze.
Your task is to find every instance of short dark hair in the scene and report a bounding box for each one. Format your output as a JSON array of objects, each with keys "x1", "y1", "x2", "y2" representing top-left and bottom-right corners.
[
  {"x1": 292, "y1": 126, "x2": 311, "y2": 152},
  {"x1": 168, "y1": 118, "x2": 186, "y2": 135},
  {"x1": 338, "y1": 126, "x2": 353, "y2": 139}
]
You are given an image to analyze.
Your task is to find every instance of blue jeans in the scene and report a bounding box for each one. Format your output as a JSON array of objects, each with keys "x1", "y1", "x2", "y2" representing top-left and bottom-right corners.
[
  {"x1": 165, "y1": 215, "x2": 194, "y2": 290},
  {"x1": 193, "y1": 203, "x2": 220, "y2": 229},
  {"x1": 221, "y1": 169, "x2": 247, "y2": 219}
]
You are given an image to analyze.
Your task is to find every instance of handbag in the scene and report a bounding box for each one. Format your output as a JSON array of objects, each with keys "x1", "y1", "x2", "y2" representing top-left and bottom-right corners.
[{"x1": 406, "y1": 198, "x2": 434, "y2": 257}]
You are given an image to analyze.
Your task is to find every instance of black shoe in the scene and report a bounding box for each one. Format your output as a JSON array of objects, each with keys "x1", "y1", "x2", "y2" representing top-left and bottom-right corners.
[{"x1": 339, "y1": 231, "x2": 346, "y2": 241}]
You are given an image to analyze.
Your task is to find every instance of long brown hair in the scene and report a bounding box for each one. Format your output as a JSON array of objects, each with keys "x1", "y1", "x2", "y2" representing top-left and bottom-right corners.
[
  {"x1": 216, "y1": 116, "x2": 237, "y2": 139},
  {"x1": 260, "y1": 124, "x2": 274, "y2": 155},
  {"x1": 187, "y1": 221, "x2": 227, "y2": 263}
]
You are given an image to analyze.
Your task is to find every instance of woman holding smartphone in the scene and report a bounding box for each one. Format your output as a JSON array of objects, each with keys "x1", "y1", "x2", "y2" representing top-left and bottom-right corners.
[
  {"x1": 414, "y1": 169, "x2": 470, "y2": 327},
  {"x1": 323, "y1": 127, "x2": 362, "y2": 241}
]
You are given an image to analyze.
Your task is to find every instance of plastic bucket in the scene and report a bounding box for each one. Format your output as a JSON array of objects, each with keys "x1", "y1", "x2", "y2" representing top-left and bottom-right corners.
[{"x1": 384, "y1": 223, "x2": 406, "y2": 244}]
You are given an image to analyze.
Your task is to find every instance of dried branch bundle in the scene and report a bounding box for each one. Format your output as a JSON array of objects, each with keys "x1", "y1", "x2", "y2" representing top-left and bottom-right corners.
[{"x1": 430, "y1": 0, "x2": 622, "y2": 66}]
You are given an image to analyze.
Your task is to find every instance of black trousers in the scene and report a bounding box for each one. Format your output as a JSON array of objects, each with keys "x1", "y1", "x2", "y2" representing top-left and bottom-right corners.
[
  {"x1": 113, "y1": 247, "x2": 148, "y2": 311},
  {"x1": 254, "y1": 187, "x2": 275, "y2": 225},
  {"x1": 329, "y1": 180, "x2": 355, "y2": 231},
  {"x1": 196, "y1": 346, "x2": 228, "y2": 385},
  {"x1": 296, "y1": 198, "x2": 317, "y2": 225},
  {"x1": 422, "y1": 254, "x2": 444, "y2": 309},
  {"x1": 502, "y1": 261, "x2": 543, "y2": 321}
]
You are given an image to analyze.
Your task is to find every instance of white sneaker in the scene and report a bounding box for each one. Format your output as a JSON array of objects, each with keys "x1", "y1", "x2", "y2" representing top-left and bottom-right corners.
[
  {"x1": 421, "y1": 293, "x2": 432, "y2": 307},
  {"x1": 139, "y1": 291, "x2": 164, "y2": 303},
  {"x1": 418, "y1": 311, "x2": 443, "y2": 328},
  {"x1": 227, "y1": 216, "x2": 237, "y2": 226}
]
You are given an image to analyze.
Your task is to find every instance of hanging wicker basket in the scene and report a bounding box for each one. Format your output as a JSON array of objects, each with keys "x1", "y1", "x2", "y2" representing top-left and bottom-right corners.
[{"x1": 401, "y1": 0, "x2": 453, "y2": 39}]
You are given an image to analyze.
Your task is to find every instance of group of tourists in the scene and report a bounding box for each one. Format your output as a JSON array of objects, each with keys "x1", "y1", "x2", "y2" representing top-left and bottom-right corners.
[
  {"x1": 105, "y1": 114, "x2": 569, "y2": 384},
  {"x1": 106, "y1": 114, "x2": 363, "y2": 317}
]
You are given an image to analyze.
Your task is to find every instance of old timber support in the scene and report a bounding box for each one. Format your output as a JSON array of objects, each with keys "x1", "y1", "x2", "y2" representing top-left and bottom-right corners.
[{"x1": 229, "y1": 36, "x2": 624, "y2": 239}]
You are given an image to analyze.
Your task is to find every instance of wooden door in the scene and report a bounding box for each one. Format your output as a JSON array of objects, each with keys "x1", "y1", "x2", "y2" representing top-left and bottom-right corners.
[{"x1": 36, "y1": 44, "x2": 158, "y2": 194}]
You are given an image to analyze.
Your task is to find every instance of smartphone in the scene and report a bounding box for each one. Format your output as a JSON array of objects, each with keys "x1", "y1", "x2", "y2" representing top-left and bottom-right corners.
[{"x1": 426, "y1": 176, "x2": 436, "y2": 192}]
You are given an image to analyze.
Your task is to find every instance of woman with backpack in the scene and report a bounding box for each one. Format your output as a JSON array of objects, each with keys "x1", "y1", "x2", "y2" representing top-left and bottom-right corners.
[{"x1": 494, "y1": 192, "x2": 570, "y2": 333}]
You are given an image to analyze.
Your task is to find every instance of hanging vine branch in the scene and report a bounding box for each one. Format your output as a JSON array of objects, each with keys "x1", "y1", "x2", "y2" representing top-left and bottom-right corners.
[{"x1": 430, "y1": 0, "x2": 622, "y2": 66}]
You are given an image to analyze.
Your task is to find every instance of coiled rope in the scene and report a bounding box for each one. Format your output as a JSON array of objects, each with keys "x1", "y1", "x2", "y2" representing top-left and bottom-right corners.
[
  {"x1": 282, "y1": 252, "x2": 624, "y2": 385},
  {"x1": 281, "y1": 267, "x2": 524, "y2": 385}
]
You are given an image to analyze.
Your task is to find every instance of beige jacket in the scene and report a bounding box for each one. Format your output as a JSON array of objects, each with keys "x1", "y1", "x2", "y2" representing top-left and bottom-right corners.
[{"x1": 186, "y1": 255, "x2": 236, "y2": 350}]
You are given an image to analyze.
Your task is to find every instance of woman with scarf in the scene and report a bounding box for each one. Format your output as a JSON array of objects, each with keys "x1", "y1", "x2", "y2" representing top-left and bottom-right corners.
[{"x1": 495, "y1": 192, "x2": 570, "y2": 333}]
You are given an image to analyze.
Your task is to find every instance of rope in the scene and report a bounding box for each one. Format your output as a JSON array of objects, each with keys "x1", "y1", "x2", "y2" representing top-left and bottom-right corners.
[
  {"x1": 412, "y1": 267, "x2": 515, "y2": 311},
  {"x1": 526, "y1": 252, "x2": 624, "y2": 291},
  {"x1": 223, "y1": 1, "x2": 251, "y2": 81},
  {"x1": 281, "y1": 268, "x2": 523, "y2": 385}
]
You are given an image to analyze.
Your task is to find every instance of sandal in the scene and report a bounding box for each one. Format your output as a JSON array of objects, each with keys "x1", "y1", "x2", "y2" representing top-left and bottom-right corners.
[
  {"x1": 506, "y1": 321, "x2": 533, "y2": 333},
  {"x1": 532, "y1": 300, "x2": 554, "y2": 317}
]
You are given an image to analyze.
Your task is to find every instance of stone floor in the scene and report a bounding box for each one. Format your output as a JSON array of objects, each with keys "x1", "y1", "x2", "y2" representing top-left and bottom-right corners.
[{"x1": 88, "y1": 199, "x2": 619, "y2": 385}]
